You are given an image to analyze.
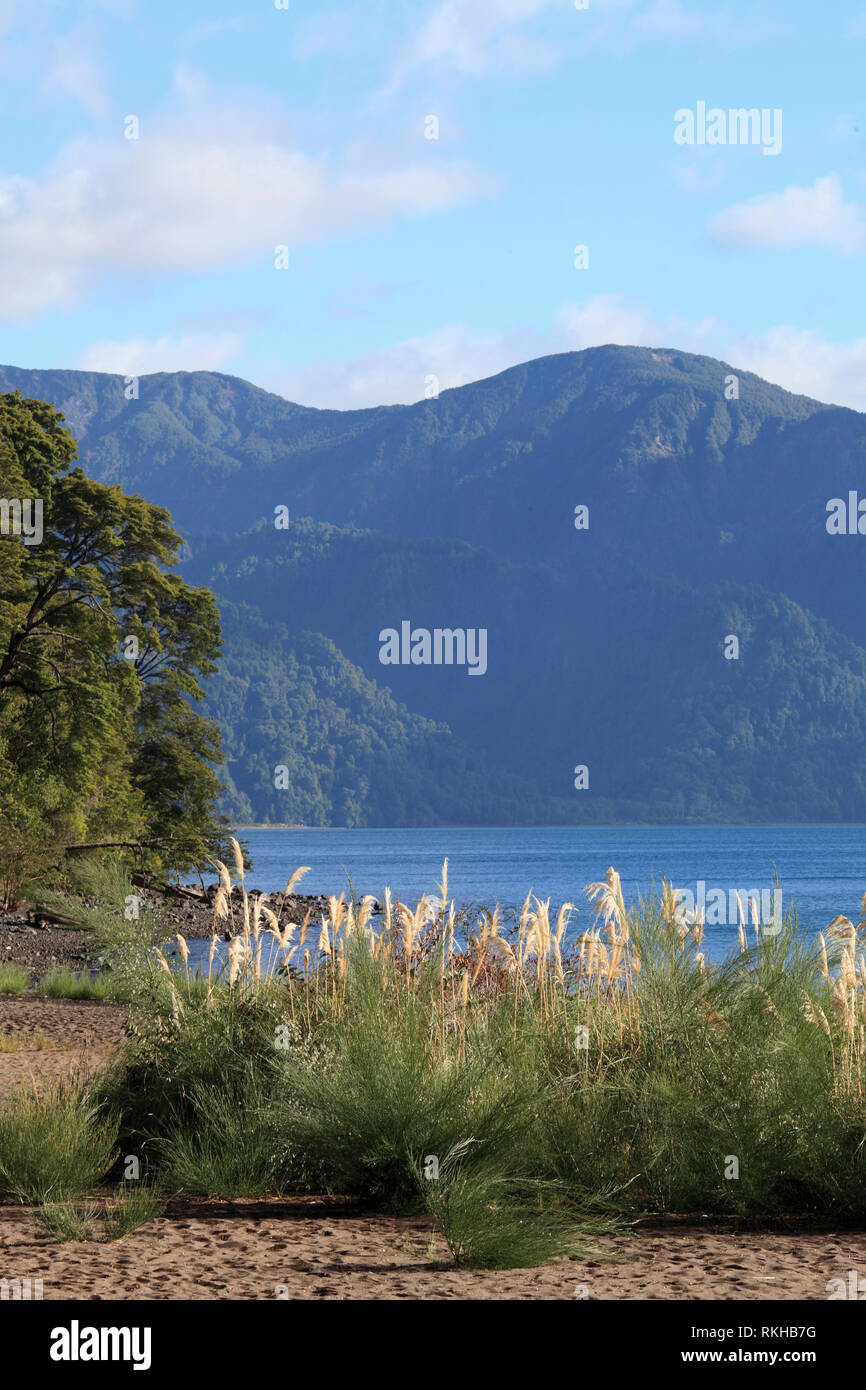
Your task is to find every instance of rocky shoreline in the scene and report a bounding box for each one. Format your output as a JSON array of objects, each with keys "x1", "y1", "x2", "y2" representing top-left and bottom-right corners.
[{"x1": 0, "y1": 884, "x2": 348, "y2": 973}]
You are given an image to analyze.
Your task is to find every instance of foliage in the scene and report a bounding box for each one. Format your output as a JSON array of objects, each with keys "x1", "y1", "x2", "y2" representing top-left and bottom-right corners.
[
  {"x1": 0, "y1": 963, "x2": 30, "y2": 995},
  {"x1": 0, "y1": 390, "x2": 226, "y2": 888},
  {"x1": 0, "y1": 1083, "x2": 119, "y2": 1203}
]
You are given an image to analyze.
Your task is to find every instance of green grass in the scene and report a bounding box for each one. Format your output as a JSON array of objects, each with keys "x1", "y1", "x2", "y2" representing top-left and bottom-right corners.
[
  {"x1": 421, "y1": 1154, "x2": 599, "y2": 1269},
  {"x1": 0, "y1": 1084, "x2": 119, "y2": 1204},
  {"x1": 98, "y1": 909, "x2": 866, "y2": 1233},
  {"x1": 0, "y1": 963, "x2": 30, "y2": 995},
  {"x1": 35, "y1": 969, "x2": 115, "y2": 1001},
  {"x1": 101, "y1": 1185, "x2": 161, "y2": 1240},
  {"x1": 35, "y1": 1187, "x2": 160, "y2": 1242},
  {"x1": 36, "y1": 1201, "x2": 99, "y2": 1242},
  {"x1": 159, "y1": 1070, "x2": 282, "y2": 1198}
]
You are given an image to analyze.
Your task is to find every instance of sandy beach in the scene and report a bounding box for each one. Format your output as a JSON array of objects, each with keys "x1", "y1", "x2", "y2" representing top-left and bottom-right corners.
[
  {"x1": 0, "y1": 996, "x2": 127, "y2": 1102},
  {"x1": 2, "y1": 1195, "x2": 865, "y2": 1300}
]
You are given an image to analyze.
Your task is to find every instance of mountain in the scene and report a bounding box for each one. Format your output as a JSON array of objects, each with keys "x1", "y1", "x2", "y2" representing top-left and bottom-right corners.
[
  {"x1": 4, "y1": 347, "x2": 866, "y2": 824},
  {"x1": 212, "y1": 601, "x2": 574, "y2": 827},
  {"x1": 4, "y1": 347, "x2": 865, "y2": 646},
  {"x1": 193, "y1": 522, "x2": 866, "y2": 823}
]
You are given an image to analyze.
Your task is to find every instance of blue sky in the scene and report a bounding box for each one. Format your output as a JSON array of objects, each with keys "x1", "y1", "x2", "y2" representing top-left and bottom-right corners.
[{"x1": 1, "y1": 0, "x2": 866, "y2": 408}]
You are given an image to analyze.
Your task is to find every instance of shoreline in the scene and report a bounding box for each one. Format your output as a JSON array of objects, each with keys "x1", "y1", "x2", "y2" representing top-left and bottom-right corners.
[{"x1": 231, "y1": 822, "x2": 866, "y2": 830}]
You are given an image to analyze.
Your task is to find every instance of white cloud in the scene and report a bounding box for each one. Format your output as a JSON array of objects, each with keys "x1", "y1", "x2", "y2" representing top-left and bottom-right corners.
[
  {"x1": 723, "y1": 325, "x2": 866, "y2": 410},
  {"x1": 0, "y1": 86, "x2": 493, "y2": 320},
  {"x1": 554, "y1": 294, "x2": 719, "y2": 351},
  {"x1": 672, "y1": 159, "x2": 726, "y2": 195},
  {"x1": 630, "y1": 0, "x2": 780, "y2": 41},
  {"x1": 186, "y1": 18, "x2": 245, "y2": 43},
  {"x1": 633, "y1": 0, "x2": 710, "y2": 35},
  {"x1": 257, "y1": 324, "x2": 542, "y2": 410},
  {"x1": 387, "y1": 0, "x2": 555, "y2": 89},
  {"x1": 41, "y1": 27, "x2": 109, "y2": 118},
  {"x1": 387, "y1": 0, "x2": 778, "y2": 89},
  {"x1": 708, "y1": 175, "x2": 866, "y2": 253},
  {"x1": 256, "y1": 294, "x2": 716, "y2": 408},
  {"x1": 251, "y1": 294, "x2": 866, "y2": 414},
  {"x1": 292, "y1": 9, "x2": 366, "y2": 60},
  {"x1": 0, "y1": 0, "x2": 26, "y2": 37},
  {"x1": 70, "y1": 291, "x2": 866, "y2": 417},
  {"x1": 77, "y1": 332, "x2": 244, "y2": 376}
]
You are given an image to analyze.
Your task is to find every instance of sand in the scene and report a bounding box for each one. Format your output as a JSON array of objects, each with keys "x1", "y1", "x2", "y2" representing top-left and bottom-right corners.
[
  {"x1": 2, "y1": 1200, "x2": 865, "y2": 1299},
  {"x1": 0, "y1": 996, "x2": 127, "y2": 1101}
]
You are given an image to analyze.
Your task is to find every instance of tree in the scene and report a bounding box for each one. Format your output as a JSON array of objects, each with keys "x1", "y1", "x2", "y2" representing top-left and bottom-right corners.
[{"x1": 0, "y1": 391, "x2": 225, "y2": 884}]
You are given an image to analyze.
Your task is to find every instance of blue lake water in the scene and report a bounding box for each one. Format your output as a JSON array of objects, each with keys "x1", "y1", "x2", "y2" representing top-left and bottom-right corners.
[{"x1": 186, "y1": 824, "x2": 866, "y2": 968}]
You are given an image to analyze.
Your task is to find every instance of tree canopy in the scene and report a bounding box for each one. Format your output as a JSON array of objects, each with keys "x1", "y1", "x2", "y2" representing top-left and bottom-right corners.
[{"x1": 0, "y1": 391, "x2": 226, "y2": 901}]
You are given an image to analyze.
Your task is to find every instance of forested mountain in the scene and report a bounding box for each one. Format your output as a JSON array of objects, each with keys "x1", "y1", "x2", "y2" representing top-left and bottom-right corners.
[
  {"x1": 194, "y1": 522, "x2": 866, "y2": 823},
  {"x1": 213, "y1": 603, "x2": 576, "y2": 826},
  {"x1": 3, "y1": 346, "x2": 863, "y2": 641},
  {"x1": 4, "y1": 347, "x2": 865, "y2": 825}
]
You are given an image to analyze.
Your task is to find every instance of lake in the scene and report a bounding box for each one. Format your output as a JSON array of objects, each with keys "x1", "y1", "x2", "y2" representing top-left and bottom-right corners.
[{"x1": 205, "y1": 824, "x2": 865, "y2": 966}]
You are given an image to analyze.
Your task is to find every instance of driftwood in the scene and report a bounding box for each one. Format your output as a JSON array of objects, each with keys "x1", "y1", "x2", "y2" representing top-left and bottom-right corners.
[
  {"x1": 63, "y1": 839, "x2": 182, "y2": 854},
  {"x1": 130, "y1": 873, "x2": 210, "y2": 902},
  {"x1": 29, "y1": 906, "x2": 86, "y2": 927}
]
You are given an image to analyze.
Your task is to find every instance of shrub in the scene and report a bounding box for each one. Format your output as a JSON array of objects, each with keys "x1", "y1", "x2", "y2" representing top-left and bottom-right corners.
[{"x1": 0, "y1": 1084, "x2": 119, "y2": 1203}]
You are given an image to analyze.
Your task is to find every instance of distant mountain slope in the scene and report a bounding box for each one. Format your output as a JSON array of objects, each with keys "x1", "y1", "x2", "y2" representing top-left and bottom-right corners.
[
  {"x1": 193, "y1": 522, "x2": 866, "y2": 824},
  {"x1": 212, "y1": 603, "x2": 579, "y2": 827},
  {"x1": 4, "y1": 348, "x2": 864, "y2": 647}
]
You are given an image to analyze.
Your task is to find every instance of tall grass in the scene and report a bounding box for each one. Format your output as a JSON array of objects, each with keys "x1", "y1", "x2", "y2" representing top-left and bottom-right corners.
[
  {"x1": 159, "y1": 1067, "x2": 282, "y2": 1197},
  {"x1": 0, "y1": 1084, "x2": 119, "y2": 1203},
  {"x1": 56, "y1": 847, "x2": 866, "y2": 1264}
]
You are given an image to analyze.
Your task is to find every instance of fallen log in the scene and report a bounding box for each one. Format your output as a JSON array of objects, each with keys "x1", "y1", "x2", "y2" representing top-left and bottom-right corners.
[
  {"x1": 63, "y1": 839, "x2": 182, "y2": 853},
  {"x1": 29, "y1": 906, "x2": 87, "y2": 928}
]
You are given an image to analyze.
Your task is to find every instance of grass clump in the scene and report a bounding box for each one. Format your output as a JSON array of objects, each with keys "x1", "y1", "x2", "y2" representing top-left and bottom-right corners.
[
  {"x1": 0, "y1": 963, "x2": 30, "y2": 995},
  {"x1": 159, "y1": 1070, "x2": 281, "y2": 1198},
  {"x1": 421, "y1": 1143, "x2": 600, "y2": 1269},
  {"x1": 0, "y1": 1083, "x2": 119, "y2": 1204},
  {"x1": 35, "y1": 969, "x2": 115, "y2": 1001},
  {"x1": 101, "y1": 1184, "x2": 161, "y2": 1240},
  {"x1": 36, "y1": 1200, "x2": 100, "y2": 1242},
  {"x1": 35, "y1": 1187, "x2": 160, "y2": 1242}
]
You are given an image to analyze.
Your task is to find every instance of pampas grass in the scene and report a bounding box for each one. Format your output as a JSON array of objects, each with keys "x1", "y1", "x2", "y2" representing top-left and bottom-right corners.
[{"x1": 78, "y1": 857, "x2": 866, "y2": 1257}]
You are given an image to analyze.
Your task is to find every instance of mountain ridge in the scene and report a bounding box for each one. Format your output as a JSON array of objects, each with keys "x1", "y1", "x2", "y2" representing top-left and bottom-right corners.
[{"x1": 4, "y1": 346, "x2": 865, "y2": 826}]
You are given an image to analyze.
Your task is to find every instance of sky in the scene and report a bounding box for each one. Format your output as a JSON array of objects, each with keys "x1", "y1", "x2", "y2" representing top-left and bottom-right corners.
[{"x1": 1, "y1": 0, "x2": 866, "y2": 410}]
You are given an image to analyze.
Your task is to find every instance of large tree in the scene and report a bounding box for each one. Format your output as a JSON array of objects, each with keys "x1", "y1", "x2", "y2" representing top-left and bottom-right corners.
[{"x1": 0, "y1": 391, "x2": 225, "y2": 892}]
